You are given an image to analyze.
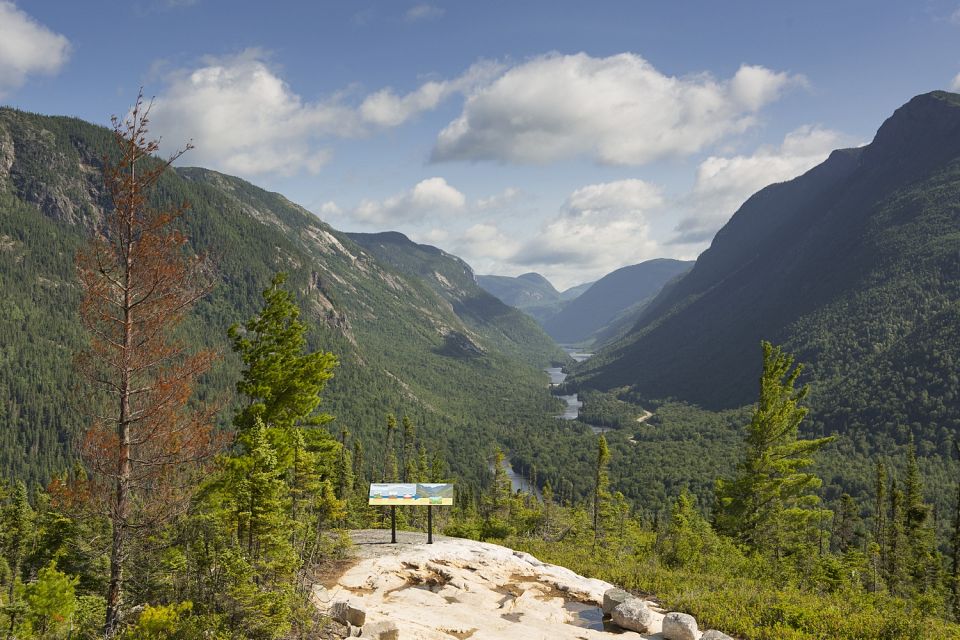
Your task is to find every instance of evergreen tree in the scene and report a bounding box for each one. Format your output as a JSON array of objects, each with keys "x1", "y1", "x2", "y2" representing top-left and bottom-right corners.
[
  {"x1": 714, "y1": 341, "x2": 835, "y2": 555},
  {"x1": 402, "y1": 416, "x2": 417, "y2": 483},
  {"x1": 874, "y1": 461, "x2": 888, "y2": 572},
  {"x1": 383, "y1": 415, "x2": 399, "y2": 483},
  {"x1": 228, "y1": 272, "x2": 338, "y2": 439},
  {"x1": 886, "y1": 481, "x2": 908, "y2": 593},
  {"x1": 593, "y1": 435, "x2": 612, "y2": 549},
  {"x1": 903, "y1": 439, "x2": 939, "y2": 593}
]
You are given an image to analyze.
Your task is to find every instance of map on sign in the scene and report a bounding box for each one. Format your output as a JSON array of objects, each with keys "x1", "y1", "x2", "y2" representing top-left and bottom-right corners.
[{"x1": 368, "y1": 482, "x2": 454, "y2": 506}]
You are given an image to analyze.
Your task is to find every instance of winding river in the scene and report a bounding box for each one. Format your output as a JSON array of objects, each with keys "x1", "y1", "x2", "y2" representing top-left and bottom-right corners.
[{"x1": 545, "y1": 347, "x2": 592, "y2": 421}]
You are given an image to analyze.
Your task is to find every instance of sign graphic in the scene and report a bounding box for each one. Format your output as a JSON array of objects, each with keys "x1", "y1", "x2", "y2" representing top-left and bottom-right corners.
[{"x1": 368, "y1": 482, "x2": 454, "y2": 506}]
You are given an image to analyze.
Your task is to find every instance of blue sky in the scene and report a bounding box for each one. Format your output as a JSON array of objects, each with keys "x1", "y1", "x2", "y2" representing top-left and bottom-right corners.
[{"x1": 3, "y1": 0, "x2": 960, "y2": 288}]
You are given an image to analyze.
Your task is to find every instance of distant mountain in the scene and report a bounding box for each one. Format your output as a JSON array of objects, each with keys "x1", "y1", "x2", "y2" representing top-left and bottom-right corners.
[
  {"x1": 541, "y1": 259, "x2": 693, "y2": 345},
  {"x1": 476, "y1": 272, "x2": 592, "y2": 324},
  {"x1": 345, "y1": 232, "x2": 566, "y2": 365},
  {"x1": 0, "y1": 107, "x2": 563, "y2": 486},
  {"x1": 573, "y1": 91, "x2": 960, "y2": 449}
]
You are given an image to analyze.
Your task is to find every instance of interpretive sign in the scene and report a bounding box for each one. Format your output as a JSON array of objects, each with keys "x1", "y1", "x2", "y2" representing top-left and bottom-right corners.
[{"x1": 368, "y1": 482, "x2": 454, "y2": 506}]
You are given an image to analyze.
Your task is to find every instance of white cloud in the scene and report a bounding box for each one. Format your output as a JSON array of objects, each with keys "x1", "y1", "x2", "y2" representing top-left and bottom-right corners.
[
  {"x1": 0, "y1": 2, "x2": 70, "y2": 97},
  {"x1": 432, "y1": 52, "x2": 804, "y2": 165},
  {"x1": 405, "y1": 3, "x2": 444, "y2": 22},
  {"x1": 316, "y1": 201, "x2": 342, "y2": 218},
  {"x1": 951, "y1": 72, "x2": 960, "y2": 92},
  {"x1": 671, "y1": 125, "x2": 854, "y2": 244},
  {"x1": 359, "y1": 60, "x2": 501, "y2": 127},
  {"x1": 455, "y1": 223, "x2": 521, "y2": 261},
  {"x1": 151, "y1": 51, "x2": 500, "y2": 175},
  {"x1": 476, "y1": 187, "x2": 521, "y2": 211},
  {"x1": 951, "y1": 7, "x2": 960, "y2": 25},
  {"x1": 489, "y1": 179, "x2": 668, "y2": 286},
  {"x1": 352, "y1": 177, "x2": 466, "y2": 225},
  {"x1": 150, "y1": 49, "x2": 355, "y2": 175}
]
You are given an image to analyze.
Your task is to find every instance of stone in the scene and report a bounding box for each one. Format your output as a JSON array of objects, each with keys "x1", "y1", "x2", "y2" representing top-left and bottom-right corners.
[
  {"x1": 701, "y1": 631, "x2": 734, "y2": 640},
  {"x1": 602, "y1": 588, "x2": 630, "y2": 615},
  {"x1": 611, "y1": 598, "x2": 654, "y2": 634},
  {"x1": 662, "y1": 611, "x2": 699, "y2": 640},
  {"x1": 359, "y1": 620, "x2": 399, "y2": 640},
  {"x1": 330, "y1": 599, "x2": 367, "y2": 627}
]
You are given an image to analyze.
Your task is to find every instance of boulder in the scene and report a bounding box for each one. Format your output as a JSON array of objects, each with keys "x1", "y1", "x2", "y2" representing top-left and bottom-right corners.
[
  {"x1": 330, "y1": 599, "x2": 367, "y2": 627},
  {"x1": 662, "y1": 612, "x2": 699, "y2": 640},
  {"x1": 701, "y1": 631, "x2": 734, "y2": 640},
  {"x1": 360, "y1": 620, "x2": 399, "y2": 640},
  {"x1": 602, "y1": 588, "x2": 630, "y2": 616},
  {"x1": 611, "y1": 598, "x2": 654, "y2": 634}
]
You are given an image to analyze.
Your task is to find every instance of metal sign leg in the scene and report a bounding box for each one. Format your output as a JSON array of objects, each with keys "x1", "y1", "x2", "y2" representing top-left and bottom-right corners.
[
  {"x1": 391, "y1": 505, "x2": 397, "y2": 543},
  {"x1": 428, "y1": 505, "x2": 433, "y2": 544}
]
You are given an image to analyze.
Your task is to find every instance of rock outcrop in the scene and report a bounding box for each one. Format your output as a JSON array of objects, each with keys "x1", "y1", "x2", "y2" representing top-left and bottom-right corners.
[{"x1": 316, "y1": 531, "x2": 733, "y2": 640}]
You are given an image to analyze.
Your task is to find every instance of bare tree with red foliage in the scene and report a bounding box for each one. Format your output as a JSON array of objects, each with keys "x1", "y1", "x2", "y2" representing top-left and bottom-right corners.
[{"x1": 75, "y1": 92, "x2": 221, "y2": 636}]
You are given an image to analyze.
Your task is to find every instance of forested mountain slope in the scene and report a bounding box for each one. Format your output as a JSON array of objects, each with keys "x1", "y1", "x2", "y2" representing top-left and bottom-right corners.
[
  {"x1": 542, "y1": 259, "x2": 692, "y2": 345},
  {"x1": 573, "y1": 91, "x2": 960, "y2": 454},
  {"x1": 346, "y1": 232, "x2": 567, "y2": 366},
  {"x1": 476, "y1": 272, "x2": 573, "y2": 324},
  {"x1": 0, "y1": 108, "x2": 563, "y2": 486}
]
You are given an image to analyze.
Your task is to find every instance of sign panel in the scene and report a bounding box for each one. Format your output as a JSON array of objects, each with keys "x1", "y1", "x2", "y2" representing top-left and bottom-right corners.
[{"x1": 369, "y1": 482, "x2": 454, "y2": 506}]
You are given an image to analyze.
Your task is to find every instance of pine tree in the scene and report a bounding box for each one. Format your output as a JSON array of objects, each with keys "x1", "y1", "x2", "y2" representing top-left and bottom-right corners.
[
  {"x1": 228, "y1": 272, "x2": 338, "y2": 439},
  {"x1": 874, "y1": 461, "x2": 888, "y2": 573},
  {"x1": 903, "y1": 438, "x2": 938, "y2": 592},
  {"x1": 384, "y1": 415, "x2": 399, "y2": 483},
  {"x1": 593, "y1": 435, "x2": 612, "y2": 549},
  {"x1": 714, "y1": 341, "x2": 835, "y2": 555},
  {"x1": 75, "y1": 94, "x2": 219, "y2": 635},
  {"x1": 402, "y1": 416, "x2": 417, "y2": 482},
  {"x1": 886, "y1": 481, "x2": 908, "y2": 593}
]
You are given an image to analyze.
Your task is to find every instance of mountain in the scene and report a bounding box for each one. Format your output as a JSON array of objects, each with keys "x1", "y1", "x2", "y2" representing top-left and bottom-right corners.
[
  {"x1": 345, "y1": 232, "x2": 567, "y2": 366},
  {"x1": 0, "y1": 107, "x2": 564, "y2": 487},
  {"x1": 476, "y1": 272, "x2": 578, "y2": 324},
  {"x1": 541, "y1": 259, "x2": 693, "y2": 345},
  {"x1": 573, "y1": 91, "x2": 960, "y2": 449}
]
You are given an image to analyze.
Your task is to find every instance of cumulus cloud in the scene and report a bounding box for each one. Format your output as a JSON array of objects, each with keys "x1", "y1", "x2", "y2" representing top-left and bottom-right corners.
[
  {"x1": 455, "y1": 223, "x2": 521, "y2": 260},
  {"x1": 405, "y1": 3, "x2": 444, "y2": 22},
  {"x1": 951, "y1": 72, "x2": 960, "y2": 92},
  {"x1": 671, "y1": 125, "x2": 854, "y2": 244},
  {"x1": 483, "y1": 179, "x2": 667, "y2": 286},
  {"x1": 359, "y1": 61, "x2": 501, "y2": 127},
  {"x1": 352, "y1": 177, "x2": 466, "y2": 225},
  {"x1": 150, "y1": 51, "x2": 500, "y2": 176},
  {"x1": 432, "y1": 52, "x2": 803, "y2": 165},
  {"x1": 475, "y1": 187, "x2": 521, "y2": 211},
  {"x1": 150, "y1": 49, "x2": 355, "y2": 175},
  {"x1": 0, "y1": 2, "x2": 70, "y2": 97}
]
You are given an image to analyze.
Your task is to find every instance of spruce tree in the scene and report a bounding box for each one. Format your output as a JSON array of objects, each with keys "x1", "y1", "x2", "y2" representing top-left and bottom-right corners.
[
  {"x1": 593, "y1": 435, "x2": 612, "y2": 549},
  {"x1": 714, "y1": 341, "x2": 835, "y2": 555},
  {"x1": 384, "y1": 415, "x2": 399, "y2": 483}
]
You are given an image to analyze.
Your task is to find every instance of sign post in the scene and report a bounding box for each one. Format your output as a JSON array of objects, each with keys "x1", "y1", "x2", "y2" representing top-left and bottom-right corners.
[{"x1": 368, "y1": 483, "x2": 454, "y2": 544}]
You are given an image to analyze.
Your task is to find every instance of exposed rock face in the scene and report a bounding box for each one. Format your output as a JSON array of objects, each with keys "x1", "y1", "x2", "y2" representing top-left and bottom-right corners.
[
  {"x1": 662, "y1": 612, "x2": 699, "y2": 640},
  {"x1": 611, "y1": 599, "x2": 655, "y2": 634},
  {"x1": 316, "y1": 532, "x2": 661, "y2": 639}
]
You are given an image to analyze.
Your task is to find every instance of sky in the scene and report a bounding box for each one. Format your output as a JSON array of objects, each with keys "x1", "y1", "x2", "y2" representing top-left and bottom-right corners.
[{"x1": 3, "y1": 1, "x2": 960, "y2": 289}]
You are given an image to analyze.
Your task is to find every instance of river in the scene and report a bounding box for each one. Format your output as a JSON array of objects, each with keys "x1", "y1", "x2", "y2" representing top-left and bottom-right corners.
[{"x1": 545, "y1": 347, "x2": 592, "y2": 422}]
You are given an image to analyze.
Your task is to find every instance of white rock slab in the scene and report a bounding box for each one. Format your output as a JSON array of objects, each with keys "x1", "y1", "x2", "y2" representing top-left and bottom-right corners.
[{"x1": 321, "y1": 534, "x2": 668, "y2": 640}]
